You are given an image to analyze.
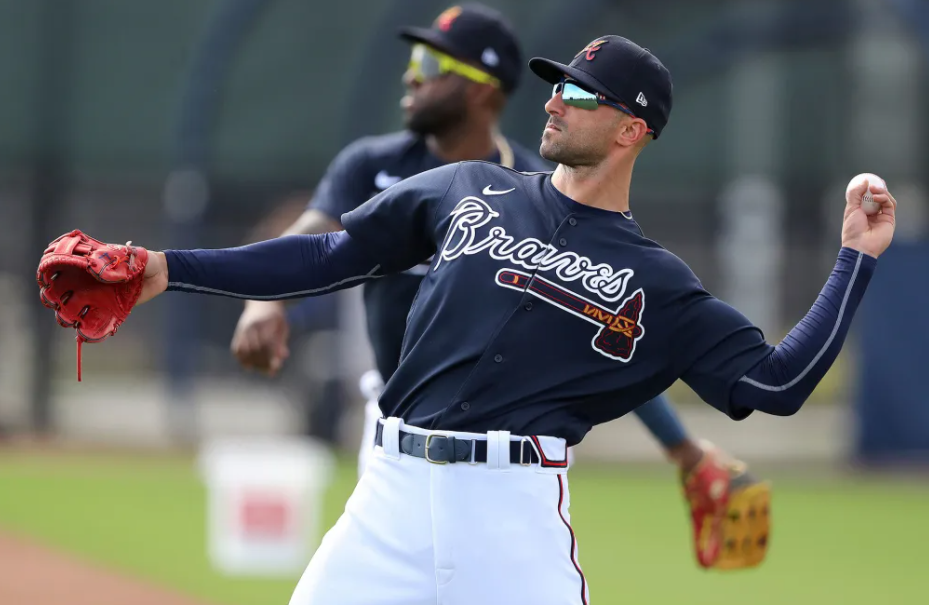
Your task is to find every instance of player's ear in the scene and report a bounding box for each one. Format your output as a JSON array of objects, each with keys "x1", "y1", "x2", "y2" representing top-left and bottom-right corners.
[
  {"x1": 615, "y1": 116, "x2": 649, "y2": 148},
  {"x1": 466, "y1": 81, "x2": 499, "y2": 109}
]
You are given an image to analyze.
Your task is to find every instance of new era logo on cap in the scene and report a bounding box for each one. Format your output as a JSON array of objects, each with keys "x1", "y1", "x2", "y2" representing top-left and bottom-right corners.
[
  {"x1": 636, "y1": 92, "x2": 647, "y2": 107},
  {"x1": 481, "y1": 47, "x2": 499, "y2": 67}
]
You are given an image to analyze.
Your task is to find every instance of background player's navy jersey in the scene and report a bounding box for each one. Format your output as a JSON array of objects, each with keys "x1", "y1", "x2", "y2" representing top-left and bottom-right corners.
[
  {"x1": 341, "y1": 161, "x2": 776, "y2": 446},
  {"x1": 309, "y1": 130, "x2": 550, "y2": 381}
]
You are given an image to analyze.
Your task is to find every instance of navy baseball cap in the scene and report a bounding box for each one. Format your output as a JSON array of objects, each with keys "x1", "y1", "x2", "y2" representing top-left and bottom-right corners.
[
  {"x1": 398, "y1": 4, "x2": 522, "y2": 94},
  {"x1": 529, "y1": 35, "x2": 673, "y2": 138}
]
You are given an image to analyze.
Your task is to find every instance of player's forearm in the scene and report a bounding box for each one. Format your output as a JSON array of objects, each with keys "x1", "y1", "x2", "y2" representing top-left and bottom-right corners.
[
  {"x1": 633, "y1": 394, "x2": 689, "y2": 449},
  {"x1": 280, "y1": 208, "x2": 343, "y2": 237},
  {"x1": 732, "y1": 247, "x2": 876, "y2": 415},
  {"x1": 236, "y1": 210, "x2": 345, "y2": 311},
  {"x1": 163, "y1": 232, "x2": 381, "y2": 300}
]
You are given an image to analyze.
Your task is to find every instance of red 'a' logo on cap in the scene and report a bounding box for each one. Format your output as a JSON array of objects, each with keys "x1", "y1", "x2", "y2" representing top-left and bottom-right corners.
[
  {"x1": 576, "y1": 39, "x2": 607, "y2": 61},
  {"x1": 435, "y1": 6, "x2": 462, "y2": 31}
]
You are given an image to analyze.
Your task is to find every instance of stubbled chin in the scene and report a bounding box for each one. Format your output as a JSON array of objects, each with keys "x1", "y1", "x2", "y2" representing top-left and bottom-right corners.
[{"x1": 539, "y1": 140, "x2": 556, "y2": 160}]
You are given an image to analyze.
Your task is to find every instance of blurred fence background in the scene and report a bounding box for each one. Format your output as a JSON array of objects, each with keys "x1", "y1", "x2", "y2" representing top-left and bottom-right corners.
[{"x1": 1, "y1": 0, "x2": 928, "y2": 466}]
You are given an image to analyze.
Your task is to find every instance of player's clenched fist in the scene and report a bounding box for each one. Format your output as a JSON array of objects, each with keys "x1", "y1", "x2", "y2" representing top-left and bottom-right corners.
[
  {"x1": 841, "y1": 173, "x2": 897, "y2": 259},
  {"x1": 230, "y1": 300, "x2": 291, "y2": 376}
]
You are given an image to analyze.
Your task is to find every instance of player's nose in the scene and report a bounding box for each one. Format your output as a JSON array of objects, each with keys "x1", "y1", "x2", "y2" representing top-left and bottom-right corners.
[
  {"x1": 545, "y1": 93, "x2": 566, "y2": 117},
  {"x1": 402, "y1": 69, "x2": 421, "y2": 90}
]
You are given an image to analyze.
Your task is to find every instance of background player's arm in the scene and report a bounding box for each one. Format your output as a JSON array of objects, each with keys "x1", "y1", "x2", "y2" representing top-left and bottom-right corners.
[
  {"x1": 231, "y1": 139, "x2": 369, "y2": 374},
  {"x1": 280, "y1": 208, "x2": 343, "y2": 237},
  {"x1": 230, "y1": 208, "x2": 345, "y2": 374},
  {"x1": 632, "y1": 396, "x2": 704, "y2": 470}
]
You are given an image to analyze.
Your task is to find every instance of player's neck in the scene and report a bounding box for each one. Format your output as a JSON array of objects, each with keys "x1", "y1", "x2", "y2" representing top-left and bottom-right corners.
[
  {"x1": 425, "y1": 120, "x2": 497, "y2": 163},
  {"x1": 551, "y1": 161, "x2": 633, "y2": 213}
]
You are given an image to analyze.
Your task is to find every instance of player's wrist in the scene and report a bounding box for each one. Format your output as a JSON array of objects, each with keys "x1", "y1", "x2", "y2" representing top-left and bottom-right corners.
[
  {"x1": 839, "y1": 242, "x2": 880, "y2": 260},
  {"x1": 138, "y1": 251, "x2": 169, "y2": 305},
  {"x1": 244, "y1": 298, "x2": 286, "y2": 311},
  {"x1": 668, "y1": 438, "x2": 705, "y2": 473},
  {"x1": 157, "y1": 251, "x2": 170, "y2": 293},
  {"x1": 837, "y1": 246, "x2": 880, "y2": 270}
]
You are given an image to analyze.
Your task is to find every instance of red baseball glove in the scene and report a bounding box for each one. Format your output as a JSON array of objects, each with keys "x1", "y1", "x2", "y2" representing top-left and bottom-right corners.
[
  {"x1": 36, "y1": 229, "x2": 149, "y2": 381},
  {"x1": 682, "y1": 440, "x2": 771, "y2": 570}
]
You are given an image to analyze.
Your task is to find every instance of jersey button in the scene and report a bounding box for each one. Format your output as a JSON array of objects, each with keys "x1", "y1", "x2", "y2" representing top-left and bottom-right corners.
[
  {"x1": 460, "y1": 402, "x2": 470, "y2": 411},
  {"x1": 524, "y1": 302, "x2": 533, "y2": 311},
  {"x1": 494, "y1": 354, "x2": 503, "y2": 363},
  {"x1": 559, "y1": 238, "x2": 568, "y2": 246},
  {"x1": 568, "y1": 217, "x2": 577, "y2": 226}
]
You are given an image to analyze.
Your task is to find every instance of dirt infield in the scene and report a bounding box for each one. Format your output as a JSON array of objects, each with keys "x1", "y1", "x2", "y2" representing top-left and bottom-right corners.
[{"x1": 0, "y1": 531, "x2": 219, "y2": 605}]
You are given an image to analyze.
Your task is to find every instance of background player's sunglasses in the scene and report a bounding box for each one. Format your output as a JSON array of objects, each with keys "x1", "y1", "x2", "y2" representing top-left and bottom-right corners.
[
  {"x1": 554, "y1": 78, "x2": 654, "y2": 135},
  {"x1": 407, "y1": 44, "x2": 501, "y2": 88}
]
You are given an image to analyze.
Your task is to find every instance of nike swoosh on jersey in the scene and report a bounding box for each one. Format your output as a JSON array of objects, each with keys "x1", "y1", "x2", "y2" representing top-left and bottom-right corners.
[
  {"x1": 375, "y1": 170, "x2": 403, "y2": 190},
  {"x1": 482, "y1": 185, "x2": 516, "y2": 196}
]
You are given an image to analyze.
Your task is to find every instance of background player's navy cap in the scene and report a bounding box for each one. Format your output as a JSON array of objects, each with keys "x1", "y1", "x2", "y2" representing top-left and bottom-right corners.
[
  {"x1": 398, "y1": 4, "x2": 522, "y2": 94},
  {"x1": 529, "y1": 35, "x2": 673, "y2": 139}
]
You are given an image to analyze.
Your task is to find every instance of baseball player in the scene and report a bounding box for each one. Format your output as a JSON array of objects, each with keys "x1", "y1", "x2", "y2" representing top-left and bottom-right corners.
[
  {"x1": 37, "y1": 32, "x2": 896, "y2": 605},
  {"x1": 230, "y1": 3, "x2": 735, "y2": 500}
]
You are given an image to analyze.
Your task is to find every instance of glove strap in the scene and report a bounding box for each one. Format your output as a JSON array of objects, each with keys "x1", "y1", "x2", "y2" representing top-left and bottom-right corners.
[{"x1": 76, "y1": 335, "x2": 83, "y2": 382}]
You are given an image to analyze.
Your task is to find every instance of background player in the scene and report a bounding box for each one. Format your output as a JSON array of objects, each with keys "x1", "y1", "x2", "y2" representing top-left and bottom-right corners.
[{"x1": 230, "y1": 3, "x2": 741, "y2": 502}]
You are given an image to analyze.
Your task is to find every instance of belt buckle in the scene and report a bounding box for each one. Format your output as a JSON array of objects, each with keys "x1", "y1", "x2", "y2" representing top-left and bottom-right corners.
[
  {"x1": 424, "y1": 434, "x2": 449, "y2": 465},
  {"x1": 519, "y1": 437, "x2": 533, "y2": 466}
]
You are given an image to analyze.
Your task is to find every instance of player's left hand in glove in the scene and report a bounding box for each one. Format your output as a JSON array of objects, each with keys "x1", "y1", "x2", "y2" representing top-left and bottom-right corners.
[
  {"x1": 681, "y1": 440, "x2": 771, "y2": 570},
  {"x1": 36, "y1": 229, "x2": 163, "y2": 381}
]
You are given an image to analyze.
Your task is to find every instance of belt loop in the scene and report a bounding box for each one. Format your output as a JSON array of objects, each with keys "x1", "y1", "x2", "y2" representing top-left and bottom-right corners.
[
  {"x1": 485, "y1": 431, "x2": 501, "y2": 470},
  {"x1": 486, "y1": 431, "x2": 511, "y2": 469},
  {"x1": 381, "y1": 417, "x2": 402, "y2": 460},
  {"x1": 498, "y1": 431, "x2": 511, "y2": 468},
  {"x1": 518, "y1": 437, "x2": 533, "y2": 466}
]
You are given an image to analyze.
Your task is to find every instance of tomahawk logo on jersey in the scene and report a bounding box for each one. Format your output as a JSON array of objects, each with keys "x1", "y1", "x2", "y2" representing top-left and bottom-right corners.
[{"x1": 496, "y1": 270, "x2": 646, "y2": 361}]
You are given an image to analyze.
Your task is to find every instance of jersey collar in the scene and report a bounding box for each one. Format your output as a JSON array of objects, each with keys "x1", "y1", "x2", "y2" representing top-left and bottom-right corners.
[{"x1": 545, "y1": 174, "x2": 640, "y2": 228}]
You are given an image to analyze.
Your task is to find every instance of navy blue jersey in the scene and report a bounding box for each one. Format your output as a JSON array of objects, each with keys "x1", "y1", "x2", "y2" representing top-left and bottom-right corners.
[
  {"x1": 309, "y1": 130, "x2": 550, "y2": 381},
  {"x1": 167, "y1": 160, "x2": 873, "y2": 443},
  {"x1": 341, "y1": 161, "x2": 776, "y2": 446}
]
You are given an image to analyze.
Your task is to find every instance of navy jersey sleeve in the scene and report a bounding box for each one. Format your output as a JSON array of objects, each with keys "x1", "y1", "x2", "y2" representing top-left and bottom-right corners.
[
  {"x1": 670, "y1": 248, "x2": 875, "y2": 420},
  {"x1": 165, "y1": 232, "x2": 381, "y2": 300},
  {"x1": 672, "y1": 283, "x2": 773, "y2": 420},
  {"x1": 340, "y1": 162, "x2": 460, "y2": 273},
  {"x1": 309, "y1": 137, "x2": 375, "y2": 220}
]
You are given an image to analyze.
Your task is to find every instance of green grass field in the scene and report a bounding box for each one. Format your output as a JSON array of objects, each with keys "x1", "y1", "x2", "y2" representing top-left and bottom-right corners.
[{"x1": 1, "y1": 450, "x2": 927, "y2": 604}]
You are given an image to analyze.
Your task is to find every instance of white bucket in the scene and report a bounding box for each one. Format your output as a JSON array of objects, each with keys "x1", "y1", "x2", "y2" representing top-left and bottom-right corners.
[{"x1": 198, "y1": 436, "x2": 335, "y2": 577}]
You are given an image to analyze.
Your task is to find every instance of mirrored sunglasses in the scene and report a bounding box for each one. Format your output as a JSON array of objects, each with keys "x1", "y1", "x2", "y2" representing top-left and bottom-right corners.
[{"x1": 553, "y1": 78, "x2": 653, "y2": 135}]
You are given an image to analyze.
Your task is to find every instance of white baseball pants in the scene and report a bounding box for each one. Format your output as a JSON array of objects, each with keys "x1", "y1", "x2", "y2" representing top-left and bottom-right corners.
[{"x1": 288, "y1": 417, "x2": 590, "y2": 605}]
